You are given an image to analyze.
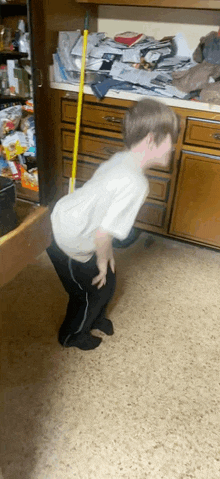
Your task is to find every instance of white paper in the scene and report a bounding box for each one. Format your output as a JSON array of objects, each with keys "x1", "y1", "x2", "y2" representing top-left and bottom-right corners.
[
  {"x1": 72, "y1": 32, "x2": 106, "y2": 58},
  {"x1": 58, "y1": 31, "x2": 81, "y2": 71},
  {"x1": 173, "y1": 32, "x2": 193, "y2": 59},
  {"x1": 110, "y1": 62, "x2": 158, "y2": 87}
]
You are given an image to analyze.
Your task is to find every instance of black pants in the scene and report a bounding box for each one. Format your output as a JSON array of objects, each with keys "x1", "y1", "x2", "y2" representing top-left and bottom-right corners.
[{"x1": 47, "y1": 239, "x2": 116, "y2": 343}]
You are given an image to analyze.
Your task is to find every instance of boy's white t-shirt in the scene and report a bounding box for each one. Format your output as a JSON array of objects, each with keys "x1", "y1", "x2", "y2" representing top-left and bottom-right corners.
[{"x1": 51, "y1": 150, "x2": 149, "y2": 262}]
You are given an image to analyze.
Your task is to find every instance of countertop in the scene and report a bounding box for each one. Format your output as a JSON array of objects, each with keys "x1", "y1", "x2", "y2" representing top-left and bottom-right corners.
[{"x1": 50, "y1": 81, "x2": 220, "y2": 114}]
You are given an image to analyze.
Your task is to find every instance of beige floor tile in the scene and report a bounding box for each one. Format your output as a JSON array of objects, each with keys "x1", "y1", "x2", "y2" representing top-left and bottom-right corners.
[{"x1": 1, "y1": 234, "x2": 220, "y2": 478}]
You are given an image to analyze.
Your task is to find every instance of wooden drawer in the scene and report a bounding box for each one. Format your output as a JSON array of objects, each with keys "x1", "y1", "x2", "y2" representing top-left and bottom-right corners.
[
  {"x1": 148, "y1": 175, "x2": 170, "y2": 202},
  {"x1": 0, "y1": 205, "x2": 52, "y2": 288},
  {"x1": 63, "y1": 157, "x2": 99, "y2": 182},
  {"x1": 61, "y1": 99, "x2": 125, "y2": 133},
  {"x1": 62, "y1": 178, "x2": 83, "y2": 195},
  {"x1": 62, "y1": 174, "x2": 166, "y2": 228},
  {"x1": 185, "y1": 119, "x2": 220, "y2": 149},
  {"x1": 136, "y1": 202, "x2": 166, "y2": 228},
  {"x1": 148, "y1": 149, "x2": 174, "y2": 174},
  {"x1": 63, "y1": 157, "x2": 170, "y2": 202},
  {"x1": 62, "y1": 129, "x2": 123, "y2": 160}
]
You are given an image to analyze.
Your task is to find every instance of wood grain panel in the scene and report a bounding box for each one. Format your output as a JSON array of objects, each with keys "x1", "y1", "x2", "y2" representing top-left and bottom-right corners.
[
  {"x1": 170, "y1": 152, "x2": 220, "y2": 246},
  {"x1": 185, "y1": 119, "x2": 220, "y2": 149},
  {"x1": 0, "y1": 206, "x2": 52, "y2": 287},
  {"x1": 62, "y1": 130, "x2": 123, "y2": 159},
  {"x1": 62, "y1": 99, "x2": 125, "y2": 133},
  {"x1": 148, "y1": 175, "x2": 170, "y2": 202},
  {"x1": 63, "y1": 158, "x2": 99, "y2": 181},
  {"x1": 136, "y1": 202, "x2": 166, "y2": 227},
  {"x1": 75, "y1": 0, "x2": 220, "y2": 8}
]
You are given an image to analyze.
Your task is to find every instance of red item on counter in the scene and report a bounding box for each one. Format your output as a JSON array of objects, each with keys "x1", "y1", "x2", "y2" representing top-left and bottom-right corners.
[{"x1": 114, "y1": 32, "x2": 146, "y2": 47}]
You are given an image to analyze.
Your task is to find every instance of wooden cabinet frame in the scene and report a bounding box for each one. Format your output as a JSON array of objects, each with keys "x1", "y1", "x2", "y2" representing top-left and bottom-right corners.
[{"x1": 76, "y1": 0, "x2": 220, "y2": 8}]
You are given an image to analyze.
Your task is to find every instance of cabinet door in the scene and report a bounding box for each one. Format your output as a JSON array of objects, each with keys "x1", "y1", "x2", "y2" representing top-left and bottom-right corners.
[
  {"x1": 170, "y1": 151, "x2": 220, "y2": 247},
  {"x1": 28, "y1": 0, "x2": 59, "y2": 205},
  {"x1": 0, "y1": 206, "x2": 51, "y2": 288}
]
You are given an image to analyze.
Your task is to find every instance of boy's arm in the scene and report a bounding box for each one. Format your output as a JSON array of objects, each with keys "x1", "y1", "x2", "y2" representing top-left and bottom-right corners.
[{"x1": 92, "y1": 228, "x2": 115, "y2": 289}]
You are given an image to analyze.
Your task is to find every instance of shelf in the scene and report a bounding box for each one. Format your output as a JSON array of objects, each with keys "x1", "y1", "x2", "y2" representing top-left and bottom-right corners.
[
  {"x1": 16, "y1": 182, "x2": 39, "y2": 203},
  {"x1": 0, "y1": 1, "x2": 27, "y2": 7},
  {"x1": 75, "y1": 0, "x2": 220, "y2": 8},
  {"x1": 0, "y1": 95, "x2": 28, "y2": 104},
  {"x1": 0, "y1": 51, "x2": 28, "y2": 58}
]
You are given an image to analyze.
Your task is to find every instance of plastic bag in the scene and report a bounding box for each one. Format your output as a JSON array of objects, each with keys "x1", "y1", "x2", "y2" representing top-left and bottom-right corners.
[
  {"x1": 0, "y1": 105, "x2": 22, "y2": 138},
  {"x1": 1, "y1": 131, "x2": 27, "y2": 161}
]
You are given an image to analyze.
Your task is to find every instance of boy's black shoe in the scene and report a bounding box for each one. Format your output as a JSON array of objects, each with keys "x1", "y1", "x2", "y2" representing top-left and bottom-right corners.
[
  {"x1": 60, "y1": 332, "x2": 102, "y2": 350},
  {"x1": 92, "y1": 317, "x2": 114, "y2": 336}
]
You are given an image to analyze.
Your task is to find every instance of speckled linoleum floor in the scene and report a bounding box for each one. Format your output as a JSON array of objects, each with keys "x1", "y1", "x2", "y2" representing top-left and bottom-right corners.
[{"x1": 1, "y1": 233, "x2": 220, "y2": 479}]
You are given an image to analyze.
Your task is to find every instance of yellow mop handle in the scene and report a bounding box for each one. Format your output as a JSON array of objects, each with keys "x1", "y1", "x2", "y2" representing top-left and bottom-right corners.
[{"x1": 70, "y1": 13, "x2": 89, "y2": 193}]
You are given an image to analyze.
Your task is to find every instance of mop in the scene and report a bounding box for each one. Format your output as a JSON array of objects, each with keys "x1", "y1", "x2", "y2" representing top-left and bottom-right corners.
[{"x1": 69, "y1": 11, "x2": 89, "y2": 193}]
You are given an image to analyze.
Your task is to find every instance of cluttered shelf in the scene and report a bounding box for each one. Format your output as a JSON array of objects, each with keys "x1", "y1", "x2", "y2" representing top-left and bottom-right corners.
[
  {"x1": 0, "y1": 16, "x2": 39, "y2": 209},
  {"x1": 50, "y1": 29, "x2": 220, "y2": 111}
]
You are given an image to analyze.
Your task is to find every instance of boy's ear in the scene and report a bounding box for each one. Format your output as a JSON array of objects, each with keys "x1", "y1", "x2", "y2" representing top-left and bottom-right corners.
[{"x1": 146, "y1": 132, "x2": 155, "y2": 149}]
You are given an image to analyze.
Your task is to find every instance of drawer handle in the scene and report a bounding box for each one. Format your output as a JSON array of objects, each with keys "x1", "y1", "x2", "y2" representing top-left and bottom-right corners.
[
  {"x1": 103, "y1": 115, "x2": 122, "y2": 124},
  {"x1": 65, "y1": 92, "x2": 78, "y2": 99},
  {"x1": 212, "y1": 133, "x2": 220, "y2": 141},
  {"x1": 102, "y1": 146, "x2": 118, "y2": 156}
]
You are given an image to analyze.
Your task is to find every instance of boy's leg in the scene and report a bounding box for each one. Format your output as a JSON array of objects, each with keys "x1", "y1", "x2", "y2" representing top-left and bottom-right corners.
[
  {"x1": 47, "y1": 239, "x2": 77, "y2": 295},
  {"x1": 47, "y1": 241, "x2": 93, "y2": 345},
  {"x1": 66, "y1": 255, "x2": 116, "y2": 341},
  {"x1": 47, "y1": 241, "x2": 116, "y2": 349},
  {"x1": 91, "y1": 267, "x2": 116, "y2": 335}
]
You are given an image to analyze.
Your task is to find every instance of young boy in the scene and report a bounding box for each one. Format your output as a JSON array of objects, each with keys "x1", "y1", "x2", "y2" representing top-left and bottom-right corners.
[{"x1": 47, "y1": 98, "x2": 179, "y2": 350}]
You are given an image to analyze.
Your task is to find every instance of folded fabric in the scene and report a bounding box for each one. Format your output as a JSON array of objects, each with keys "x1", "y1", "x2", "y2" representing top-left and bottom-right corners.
[
  {"x1": 172, "y1": 61, "x2": 220, "y2": 93},
  {"x1": 90, "y1": 76, "x2": 136, "y2": 99},
  {"x1": 200, "y1": 82, "x2": 220, "y2": 104}
]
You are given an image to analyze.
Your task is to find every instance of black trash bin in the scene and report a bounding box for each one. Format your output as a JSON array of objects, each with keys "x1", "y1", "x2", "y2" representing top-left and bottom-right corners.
[{"x1": 0, "y1": 176, "x2": 17, "y2": 237}]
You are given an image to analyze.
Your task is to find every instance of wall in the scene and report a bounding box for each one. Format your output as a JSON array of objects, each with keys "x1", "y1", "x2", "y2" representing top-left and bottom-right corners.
[{"x1": 97, "y1": 6, "x2": 220, "y2": 52}]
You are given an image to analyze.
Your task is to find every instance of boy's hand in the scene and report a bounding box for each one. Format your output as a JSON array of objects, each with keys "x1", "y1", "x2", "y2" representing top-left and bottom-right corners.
[
  {"x1": 92, "y1": 259, "x2": 108, "y2": 289},
  {"x1": 92, "y1": 228, "x2": 116, "y2": 289},
  {"x1": 92, "y1": 256, "x2": 115, "y2": 289}
]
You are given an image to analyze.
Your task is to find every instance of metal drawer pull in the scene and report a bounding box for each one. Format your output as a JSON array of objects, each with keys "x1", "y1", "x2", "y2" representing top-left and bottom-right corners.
[
  {"x1": 212, "y1": 133, "x2": 220, "y2": 141},
  {"x1": 65, "y1": 92, "x2": 78, "y2": 99},
  {"x1": 102, "y1": 147, "x2": 118, "y2": 156},
  {"x1": 103, "y1": 116, "x2": 121, "y2": 124}
]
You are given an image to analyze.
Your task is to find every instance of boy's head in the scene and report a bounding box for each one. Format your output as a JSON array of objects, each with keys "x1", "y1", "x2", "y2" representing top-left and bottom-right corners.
[{"x1": 123, "y1": 98, "x2": 179, "y2": 150}]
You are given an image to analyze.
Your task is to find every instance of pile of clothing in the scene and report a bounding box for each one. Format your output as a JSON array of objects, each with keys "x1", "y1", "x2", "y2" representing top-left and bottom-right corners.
[{"x1": 53, "y1": 29, "x2": 220, "y2": 104}]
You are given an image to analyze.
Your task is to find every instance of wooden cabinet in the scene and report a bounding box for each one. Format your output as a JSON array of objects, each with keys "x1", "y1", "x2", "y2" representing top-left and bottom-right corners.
[
  {"x1": 170, "y1": 151, "x2": 220, "y2": 247},
  {"x1": 169, "y1": 108, "x2": 220, "y2": 248},
  {"x1": 53, "y1": 88, "x2": 183, "y2": 235},
  {"x1": 51, "y1": 86, "x2": 220, "y2": 250},
  {"x1": 184, "y1": 118, "x2": 220, "y2": 150}
]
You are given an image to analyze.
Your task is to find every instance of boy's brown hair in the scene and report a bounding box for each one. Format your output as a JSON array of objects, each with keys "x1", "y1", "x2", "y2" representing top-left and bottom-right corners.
[{"x1": 123, "y1": 98, "x2": 179, "y2": 149}]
